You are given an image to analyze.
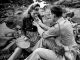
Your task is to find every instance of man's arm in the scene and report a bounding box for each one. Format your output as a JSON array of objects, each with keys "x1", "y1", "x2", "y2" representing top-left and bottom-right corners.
[
  {"x1": 36, "y1": 24, "x2": 45, "y2": 36},
  {"x1": 38, "y1": 22, "x2": 50, "y2": 31},
  {"x1": 37, "y1": 21, "x2": 70, "y2": 51},
  {"x1": 36, "y1": 22, "x2": 59, "y2": 39}
]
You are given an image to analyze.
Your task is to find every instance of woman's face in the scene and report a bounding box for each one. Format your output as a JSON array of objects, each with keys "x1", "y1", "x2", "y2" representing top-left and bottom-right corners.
[
  {"x1": 31, "y1": 10, "x2": 38, "y2": 18},
  {"x1": 30, "y1": 6, "x2": 40, "y2": 18}
]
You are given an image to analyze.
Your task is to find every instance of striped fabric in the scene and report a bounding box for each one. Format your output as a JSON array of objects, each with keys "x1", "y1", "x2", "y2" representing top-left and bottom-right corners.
[
  {"x1": 41, "y1": 17, "x2": 77, "y2": 55},
  {"x1": 25, "y1": 31, "x2": 41, "y2": 47}
]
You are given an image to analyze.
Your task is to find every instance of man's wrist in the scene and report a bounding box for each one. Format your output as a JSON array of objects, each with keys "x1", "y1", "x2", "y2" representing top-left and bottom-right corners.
[{"x1": 38, "y1": 22, "x2": 42, "y2": 26}]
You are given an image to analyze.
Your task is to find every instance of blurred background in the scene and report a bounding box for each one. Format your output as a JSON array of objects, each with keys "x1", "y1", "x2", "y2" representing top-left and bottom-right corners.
[{"x1": 0, "y1": 0, "x2": 80, "y2": 60}]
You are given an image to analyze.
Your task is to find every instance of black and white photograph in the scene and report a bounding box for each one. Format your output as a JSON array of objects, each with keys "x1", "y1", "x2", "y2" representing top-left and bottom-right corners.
[{"x1": 0, "y1": 0, "x2": 80, "y2": 60}]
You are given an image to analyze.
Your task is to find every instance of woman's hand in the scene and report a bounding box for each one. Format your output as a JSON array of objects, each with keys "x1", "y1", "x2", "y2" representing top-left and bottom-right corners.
[
  {"x1": 34, "y1": 16, "x2": 42, "y2": 24},
  {"x1": 33, "y1": 21, "x2": 39, "y2": 27}
]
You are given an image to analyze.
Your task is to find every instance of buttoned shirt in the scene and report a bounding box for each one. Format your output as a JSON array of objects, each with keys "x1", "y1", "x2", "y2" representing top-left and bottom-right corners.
[{"x1": 42, "y1": 17, "x2": 77, "y2": 48}]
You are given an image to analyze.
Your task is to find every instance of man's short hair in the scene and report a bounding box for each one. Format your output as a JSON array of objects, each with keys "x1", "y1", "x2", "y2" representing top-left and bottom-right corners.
[{"x1": 50, "y1": 6, "x2": 63, "y2": 17}]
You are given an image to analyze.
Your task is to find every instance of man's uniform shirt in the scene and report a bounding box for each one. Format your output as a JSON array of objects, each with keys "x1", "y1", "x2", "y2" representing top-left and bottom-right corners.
[{"x1": 42, "y1": 17, "x2": 77, "y2": 51}]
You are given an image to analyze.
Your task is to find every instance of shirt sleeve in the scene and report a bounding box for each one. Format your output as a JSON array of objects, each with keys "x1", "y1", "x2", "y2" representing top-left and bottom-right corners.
[{"x1": 42, "y1": 23, "x2": 60, "y2": 39}]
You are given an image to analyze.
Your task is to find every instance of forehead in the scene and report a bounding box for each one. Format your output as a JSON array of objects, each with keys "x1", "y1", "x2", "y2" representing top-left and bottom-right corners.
[
  {"x1": 31, "y1": 8, "x2": 39, "y2": 13},
  {"x1": 31, "y1": 10, "x2": 37, "y2": 13},
  {"x1": 35, "y1": 6, "x2": 40, "y2": 8}
]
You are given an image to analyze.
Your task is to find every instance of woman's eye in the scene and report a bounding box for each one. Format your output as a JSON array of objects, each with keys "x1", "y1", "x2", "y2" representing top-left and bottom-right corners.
[{"x1": 35, "y1": 9, "x2": 39, "y2": 11}]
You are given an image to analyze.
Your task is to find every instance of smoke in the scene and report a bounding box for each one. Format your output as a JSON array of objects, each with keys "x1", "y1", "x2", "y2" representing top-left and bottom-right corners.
[
  {"x1": 33, "y1": 0, "x2": 48, "y2": 8},
  {"x1": 33, "y1": 0, "x2": 37, "y2": 2},
  {"x1": 33, "y1": 0, "x2": 43, "y2": 2}
]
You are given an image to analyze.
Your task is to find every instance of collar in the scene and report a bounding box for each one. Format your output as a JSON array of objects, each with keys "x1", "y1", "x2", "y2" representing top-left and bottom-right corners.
[{"x1": 57, "y1": 17, "x2": 65, "y2": 23}]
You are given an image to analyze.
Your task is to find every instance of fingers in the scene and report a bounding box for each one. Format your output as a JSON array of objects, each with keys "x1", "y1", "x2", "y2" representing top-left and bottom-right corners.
[
  {"x1": 33, "y1": 21, "x2": 38, "y2": 26},
  {"x1": 34, "y1": 16, "x2": 42, "y2": 23}
]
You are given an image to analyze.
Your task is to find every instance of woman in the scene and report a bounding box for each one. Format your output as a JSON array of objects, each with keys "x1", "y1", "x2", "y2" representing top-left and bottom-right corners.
[
  {"x1": 22, "y1": 2, "x2": 42, "y2": 47},
  {"x1": 8, "y1": 2, "x2": 42, "y2": 60}
]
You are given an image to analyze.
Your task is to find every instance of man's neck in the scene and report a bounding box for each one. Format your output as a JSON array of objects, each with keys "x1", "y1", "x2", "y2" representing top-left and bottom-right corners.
[
  {"x1": 57, "y1": 17, "x2": 64, "y2": 23},
  {"x1": 52, "y1": 17, "x2": 60, "y2": 22}
]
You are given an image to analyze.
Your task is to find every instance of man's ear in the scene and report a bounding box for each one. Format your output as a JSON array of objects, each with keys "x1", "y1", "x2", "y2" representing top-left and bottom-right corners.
[{"x1": 54, "y1": 14, "x2": 56, "y2": 18}]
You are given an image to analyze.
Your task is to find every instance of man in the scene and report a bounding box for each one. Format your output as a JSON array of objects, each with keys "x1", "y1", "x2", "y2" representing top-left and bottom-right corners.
[{"x1": 24, "y1": 5, "x2": 77, "y2": 60}]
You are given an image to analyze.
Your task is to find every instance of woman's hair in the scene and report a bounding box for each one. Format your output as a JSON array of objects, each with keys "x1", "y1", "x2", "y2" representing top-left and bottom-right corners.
[
  {"x1": 50, "y1": 5, "x2": 63, "y2": 17},
  {"x1": 22, "y1": 3, "x2": 40, "y2": 18},
  {"x1": 22, "y1": 3, "x2": 41, "y2": 35},
  {"x1": 32, "y1": 3, "x2": 40, "y2": 9},
  {"x1": 28, "y1": 3, "x2": 40, "y2": 14}
]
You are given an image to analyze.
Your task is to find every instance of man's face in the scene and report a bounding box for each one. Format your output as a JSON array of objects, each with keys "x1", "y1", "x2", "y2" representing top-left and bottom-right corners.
[{"x1": 50, "y1": 13, "x2": 56, "y2": 22}]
